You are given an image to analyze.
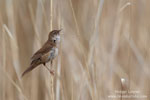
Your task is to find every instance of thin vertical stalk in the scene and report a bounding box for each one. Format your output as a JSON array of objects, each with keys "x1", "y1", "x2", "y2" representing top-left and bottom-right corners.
[
  {"x1": 50, "y1": 0, "x2": 53, "y2": 31},
  {"x1": 50, "y1": 0, "x2": 54, "y2": 100},
  {"x1": 2, "y1": 24, "x2": 6, "y2": 100},
  {"x1": 56, "y1": 5, "x2": 62, "y2": 100}
]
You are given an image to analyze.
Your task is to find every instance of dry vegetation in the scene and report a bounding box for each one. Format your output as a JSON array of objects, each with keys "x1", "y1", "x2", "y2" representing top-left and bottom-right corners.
[{"x1": 0, "y1": 0, "x2": 150, "y2": 100}]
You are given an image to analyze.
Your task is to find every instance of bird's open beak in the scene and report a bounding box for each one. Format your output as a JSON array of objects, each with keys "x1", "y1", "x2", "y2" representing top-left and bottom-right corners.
[{"x1": 58, "y1": 29, "x2": 64, "y2": 34}]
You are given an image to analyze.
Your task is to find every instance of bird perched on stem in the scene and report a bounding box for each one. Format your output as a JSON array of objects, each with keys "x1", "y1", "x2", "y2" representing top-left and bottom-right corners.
[{"x1": 22, "y1": 29, "x2": 61, "y2": 77}]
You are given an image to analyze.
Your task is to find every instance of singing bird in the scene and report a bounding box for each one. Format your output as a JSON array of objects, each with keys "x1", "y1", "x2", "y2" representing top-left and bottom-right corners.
[{"x1": 22, "y1": 30, "x2": 61, "y2": 77}]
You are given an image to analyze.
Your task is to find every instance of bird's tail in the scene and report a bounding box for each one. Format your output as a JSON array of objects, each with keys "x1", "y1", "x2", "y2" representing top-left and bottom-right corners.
[{"x1": 21, "y1": 62, "x2": 40, "y2": 77}]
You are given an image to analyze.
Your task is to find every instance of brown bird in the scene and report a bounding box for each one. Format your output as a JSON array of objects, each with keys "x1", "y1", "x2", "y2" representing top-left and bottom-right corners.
[{"x1": 22, "y1": 29, "x2": 61, "y2": 77}]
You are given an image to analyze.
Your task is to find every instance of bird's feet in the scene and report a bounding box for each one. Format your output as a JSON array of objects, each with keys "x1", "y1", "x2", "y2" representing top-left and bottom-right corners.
[
  {"x1": 44, "y1": 65, "x2": 55, "y2": 76},
  {"x1": 50, "y1": 70, "x2": 55, "y2": 76}
]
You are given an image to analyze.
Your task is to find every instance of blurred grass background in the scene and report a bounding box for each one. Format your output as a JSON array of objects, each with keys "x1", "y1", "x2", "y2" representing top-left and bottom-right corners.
[{"x1": 0, "y1": 0, "x2": 150, "y2": 100}]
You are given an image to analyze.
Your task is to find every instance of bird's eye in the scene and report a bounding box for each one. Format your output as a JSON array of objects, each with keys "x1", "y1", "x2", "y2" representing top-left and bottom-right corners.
[{"x1": 53, "y1": 40, "x2": 56, "y2": 43}]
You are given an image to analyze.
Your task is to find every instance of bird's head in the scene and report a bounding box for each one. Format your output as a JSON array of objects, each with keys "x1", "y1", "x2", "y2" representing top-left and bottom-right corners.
[{"x1": 48, "y1": 29, "x2": 62, "y2": 43}]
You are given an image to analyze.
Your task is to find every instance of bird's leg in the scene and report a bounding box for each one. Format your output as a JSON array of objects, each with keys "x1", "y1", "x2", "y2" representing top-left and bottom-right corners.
[
  {"x1": 43, "y1": 64, "x2": 50, "y2": 71},
  {"x1": 50, "y1": 60, "x2": 55, "y2": 75},
  {"x1": 50, "y1": 70, "x2": 55, "y2": 75},
  {"x1": 43, "y1": 62, "x2": 46, "y2": 66},
  {"x1": 43, "y1": 63, "x2": 54, "y2": 75},
  {"x1": 43, "y1": 63, "x2": 50, "y2": 71},
  {"x1": 51, "y1": 60, "x2": 53, "y2": 66}
]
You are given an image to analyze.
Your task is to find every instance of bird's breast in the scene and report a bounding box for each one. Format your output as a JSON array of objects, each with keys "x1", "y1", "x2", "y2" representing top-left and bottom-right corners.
[
  {"x1": 41, "y1": 47, "x2": 58, "y2": 63},
  {"x1": 48, "y1": 47, "x2": 58, "y2": 61}
]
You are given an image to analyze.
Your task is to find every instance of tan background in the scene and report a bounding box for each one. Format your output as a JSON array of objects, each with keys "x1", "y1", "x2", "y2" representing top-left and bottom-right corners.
[{"x1": 0, "y1": 0, "x2": 150, "y2": 100}]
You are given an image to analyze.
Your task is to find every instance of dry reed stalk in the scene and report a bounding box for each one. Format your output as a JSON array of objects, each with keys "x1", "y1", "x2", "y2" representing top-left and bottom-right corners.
[
  {"x1": 5, "y1": 0, "x2": 22, "y2": 82},
  {"x1": 119, "y1": 2, "x2": 131, "y2": 13},
  {"x1": 124, "y1": 35, "x2": 150, "y2": 76},
  {"x1": 50, "y1": 0, "x2": 55, "y2": 100},
  {"x1": 88, "y1": 0, "x2": 104, "y2": 99},
  {"x1": 2, "y1": 69, "x2": 28, "y2": 100},
  {"x1": 2, "y1": 25, "x2": 6, "y2": 100},
  {"x1": 69, "y1": 1, "x2": 94, "y2": 99},
  {"x1": 3, "y1": 25, "x2": 21, "y2": 78},
  {"x1": 40, "y1": 0, "x2": 49, "y2": 32},
  {"x1": 69, "y1": 0, "x2": 80, "y2": 39},
  {"x1": 50, "y1": 0, "x2": 53, "y2": 31},
  {"x1": 28, "y1": 3, "x2": 41, "y2": 44},
  {"x1": 5, "y1": 0, "x2": 24, "y2": 98},
  {"x1": 56, "y1": 6, "x2": 62, "y2": 100},
  {"x1": 71, "y1": 78, "x2": 74, "y2": 100},
  {"x1": 2, "y1": 24, "x2": 27, "y2": 100}
]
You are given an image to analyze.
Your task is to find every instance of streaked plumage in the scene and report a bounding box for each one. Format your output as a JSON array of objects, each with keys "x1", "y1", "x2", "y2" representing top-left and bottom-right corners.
[{"x1": 22, "y1": 30, "x2": 61, "y2": 77}]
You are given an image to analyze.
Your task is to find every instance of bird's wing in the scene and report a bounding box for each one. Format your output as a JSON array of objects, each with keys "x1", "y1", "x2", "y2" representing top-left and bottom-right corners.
[{"x1": 31, "y1": 42, "x2": 53, "y2": 62}]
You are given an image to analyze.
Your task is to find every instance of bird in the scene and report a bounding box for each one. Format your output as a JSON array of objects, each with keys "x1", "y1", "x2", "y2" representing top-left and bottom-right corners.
[{"x1": 22, "y1": 29, "x2": 61, "y2": 77}]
